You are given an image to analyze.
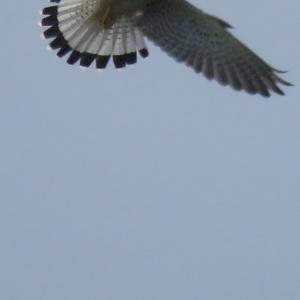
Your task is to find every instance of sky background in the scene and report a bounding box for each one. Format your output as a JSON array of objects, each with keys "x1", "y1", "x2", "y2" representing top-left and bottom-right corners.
[{"x1": 0, "y1": 1, "x2": 299, "y2": 300}]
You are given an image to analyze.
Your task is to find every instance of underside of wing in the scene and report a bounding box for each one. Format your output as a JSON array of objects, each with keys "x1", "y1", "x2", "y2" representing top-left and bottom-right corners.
[{"x1": 138, "y1": 0, "x2": 292, "y2": 97}]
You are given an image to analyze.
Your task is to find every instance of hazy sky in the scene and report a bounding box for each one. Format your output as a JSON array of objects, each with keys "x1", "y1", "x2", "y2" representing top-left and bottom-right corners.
[{"x1": 1, "y1": 1, "x2": 299, "y2": 300}]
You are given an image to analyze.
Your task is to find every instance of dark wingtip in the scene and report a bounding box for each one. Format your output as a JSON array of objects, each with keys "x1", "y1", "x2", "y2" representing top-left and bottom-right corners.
[
  {"x1": 274, "y1": 87, "x2": 285, "y2": 96},
  {"x1": 209, "y1": 15, "x2": 234, "y2": 29},
  {"x1": 272, "y1": 73, "x2": 293, "y2": 87},
  {"x1": 279, "y1": 79, "x2": 294, "y2": 87}
]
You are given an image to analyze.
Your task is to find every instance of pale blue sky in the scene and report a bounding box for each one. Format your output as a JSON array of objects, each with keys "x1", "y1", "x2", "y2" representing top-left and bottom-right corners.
[{"x1": 0, "y1": 1, "x2": 299, "y2": 300}]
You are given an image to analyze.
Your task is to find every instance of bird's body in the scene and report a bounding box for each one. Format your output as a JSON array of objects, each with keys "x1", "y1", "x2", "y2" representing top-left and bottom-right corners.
[
  {"x1": 99, "y1": 0, "x2": 151, "y2": 16},
  {"x1": 95, "y1": 0, "x2": 151, "y2": 27},
  {"x1": 40, "y1": 0, "x2": 292, "y2": 97}
]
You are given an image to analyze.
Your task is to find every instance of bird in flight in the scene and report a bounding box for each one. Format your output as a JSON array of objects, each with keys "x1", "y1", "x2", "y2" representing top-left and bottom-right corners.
[{"x1": 40, "y1": 0, "x2": 292, "y2": 97}]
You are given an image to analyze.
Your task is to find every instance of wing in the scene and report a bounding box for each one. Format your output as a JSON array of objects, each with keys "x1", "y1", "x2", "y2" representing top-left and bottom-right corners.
[{"x1": 138, "y1": 0, "x2": 292, "y2": 97}]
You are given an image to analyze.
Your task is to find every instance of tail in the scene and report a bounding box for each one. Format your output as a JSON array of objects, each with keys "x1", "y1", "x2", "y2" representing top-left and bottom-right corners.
[{"x1": 40, "y1": 0, "x2": 149, "y2": 68}]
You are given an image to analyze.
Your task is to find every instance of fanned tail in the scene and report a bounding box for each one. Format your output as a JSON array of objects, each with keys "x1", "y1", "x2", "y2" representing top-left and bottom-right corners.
[{"x1": 40, "y1": 0, "x2": 149, "y2": 69}]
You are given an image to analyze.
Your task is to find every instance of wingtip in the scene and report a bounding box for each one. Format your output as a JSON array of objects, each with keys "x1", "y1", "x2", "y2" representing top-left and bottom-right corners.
[
  {"x1": 273, "y1": 74, "x2": 293, "y2": 87},
  {"x1": 271, "y1": 68, "x2": 293, "y2": 86}
]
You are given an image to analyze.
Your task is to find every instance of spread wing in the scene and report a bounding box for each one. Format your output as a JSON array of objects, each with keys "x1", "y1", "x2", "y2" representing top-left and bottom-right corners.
[{"x1": 138, "y1": 0, "x2": 292, "y2": 97}]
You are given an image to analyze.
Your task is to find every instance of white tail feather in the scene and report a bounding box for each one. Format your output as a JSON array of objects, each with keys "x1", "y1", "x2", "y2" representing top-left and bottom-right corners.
[{"x1": 41, "y1": 0, "x2": 149, "y2": 68}]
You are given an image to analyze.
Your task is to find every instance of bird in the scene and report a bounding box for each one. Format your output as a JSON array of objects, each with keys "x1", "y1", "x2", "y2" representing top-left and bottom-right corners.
[{"x1": 40, "y1": 0, "x2": 292, "y2": 97}]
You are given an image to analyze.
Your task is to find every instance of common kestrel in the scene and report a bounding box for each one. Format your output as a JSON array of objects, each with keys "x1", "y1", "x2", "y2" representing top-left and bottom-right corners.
[{"x1": 40, "y1": 0, "x2": 292, "y2": 97}]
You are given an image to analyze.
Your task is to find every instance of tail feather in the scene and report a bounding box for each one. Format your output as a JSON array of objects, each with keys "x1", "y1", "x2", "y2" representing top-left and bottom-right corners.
[{"x1": 40, "y1": 0, "x2": 149, "y2": 69}]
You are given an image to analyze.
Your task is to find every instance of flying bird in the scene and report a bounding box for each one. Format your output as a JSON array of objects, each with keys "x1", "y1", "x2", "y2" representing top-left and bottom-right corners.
[{"x1": 40, "y1": 0, "x2": 292, "y2": 97}]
